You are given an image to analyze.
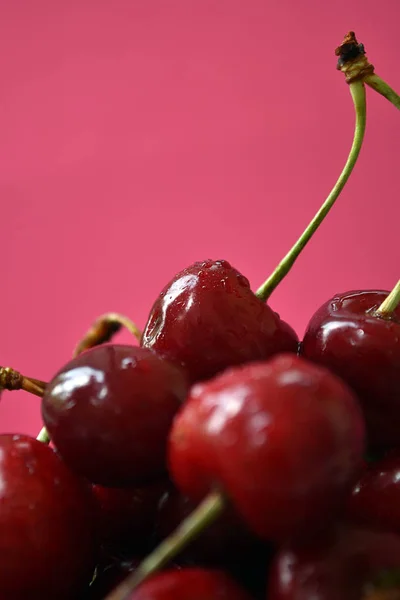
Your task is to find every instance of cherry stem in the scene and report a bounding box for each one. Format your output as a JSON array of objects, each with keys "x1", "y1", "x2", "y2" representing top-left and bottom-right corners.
[
  {"x1": 0, "y1": 367, "x2": 46, "y2": 397},
  {"x1": 36, "y1": 427, "x2": 51, "y2": 444},
  {"x1": 105, "y1": 491, "x2": 225, "y2": 600},
  {"x1": 73, "y1": 312, "x2": 142, "y2": 357},
  {"x1": 0, "y1": 367, "x2": 51, "y2": 444},
  {"x1": 256, "y1": 79, "x2": 367, "y2": 301},
  {"x1": 376, "y1": 280, "x2": 400, "y2": 317},
  {"x1": 364, "y1": 74, "x2": 400, "y2": 111}
]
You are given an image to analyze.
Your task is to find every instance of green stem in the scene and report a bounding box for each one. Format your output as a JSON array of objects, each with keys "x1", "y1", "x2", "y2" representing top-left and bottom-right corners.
[
  {"x1": 256, "y1": 80, "x2": 367, "y2": 302},
  {"x1": 376, "y1": 280, "x2": 400, "y2": 317},
  {"x1": 36, "y1": 427, "x2": 51, "y2": 444},
  {"x1": 105, "y1": 491, "x2": 225, "y2": 600},
  {"x1": 364, "y1": 74, "x2": 400, "y2": 111}
]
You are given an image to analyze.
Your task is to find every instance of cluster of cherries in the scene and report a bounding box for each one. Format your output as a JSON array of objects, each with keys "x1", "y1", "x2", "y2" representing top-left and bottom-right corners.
[{"x1": 1, "y1": 32, "x2": 400, "y2": 600}]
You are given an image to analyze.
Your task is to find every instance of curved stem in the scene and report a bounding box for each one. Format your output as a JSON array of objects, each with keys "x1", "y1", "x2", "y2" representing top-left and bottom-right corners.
[
  {"x1": 256, "y1": 80, "x2": 367, "y2": 301},
  {"x1": 364, "y1": 74, "x2": 400, "y2": 111},
  {"x1": 105, "y1": 491, "x2": 225, "y2": 600},
  {"x1": 375, "y1": 280, "x2": 400, "y2": 317},
  {"x1": 73, "y1": 313, "x2": 142, "y2": 357}
]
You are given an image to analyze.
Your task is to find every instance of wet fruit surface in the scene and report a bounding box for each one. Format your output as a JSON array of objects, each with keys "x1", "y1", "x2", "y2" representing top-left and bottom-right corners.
[
  {"x1": 301, "y1": 290, "x2": 400, "y2": 449},
  {"x1": 41, "y1": 344, "x2": 189, "y2": 486},
  {"x1": 141, "y1": 259, "x2": 299, "y2": 384},
  {"x1": 169, "y1": 354, "x2": 365, "y2": 542},
  {"x1": 0, "y1": 434, "x2": 96, "y2": 600}
]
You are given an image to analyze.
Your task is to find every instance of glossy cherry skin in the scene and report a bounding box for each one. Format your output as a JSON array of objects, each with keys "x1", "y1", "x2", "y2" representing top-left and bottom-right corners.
[
  {"x1": 347, "y1": 452, "x2": 400, "y2": 535},
  {"x1": 169, "y1": 354, "x2": 365, "y2": 543},
  {"x1": 155, "y1": 487, "x2": 260, "y2": 567},
  {"x1": 0, "y1": 434, "x2": 96, "y2": 600},
  {"x1": 92, "y1": 480, "x2": 169, "y2": 553},
  {"x1": 42, "y1": 344, "x2": 189, "y2": 487},
  {"x1": 130, "y1": 568, "x2": 253, "y2": 600},
  {"x1": 301, "y1": 290, "x2": 400, "y2": 449},
  {"x1": 141, "y1": 259, "x2": 298, "y2": 384},
  {"x1": 268, "y1": 526, "x2": 400, "y2": 600}
]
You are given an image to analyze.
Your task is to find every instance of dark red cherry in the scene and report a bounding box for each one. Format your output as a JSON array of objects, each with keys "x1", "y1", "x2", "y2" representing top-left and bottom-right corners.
[
  {"x1": 92, "y1": 480, "x2": 169, "y2": 553},
  {"x1": 41, "y1": 344, "x2": 189, "y2": 487},
  {"x1": 141, "y1": 260, "x2": 298, "y2": 384},
  {"x1": 155, "y1": 488, "x2": 260, "y2": 567},
  {"x1": 268, "y1": 526, "x2": 400, "y2": 600},
  {"x1": 169, "y1": 354, "x2": 365, "y2": 542},
  {"x1": 301, "y1": 290, "x2": 400, "y2": 449},
  {"x1": 130, "y1": 568, "x2": 253, "y2": 600},
  {"x1": 347, "y1": 452, "x2": 400, "y2": 535},
  {"x1": 0, "y1": 434, "x2": 96, "y2": 600}
]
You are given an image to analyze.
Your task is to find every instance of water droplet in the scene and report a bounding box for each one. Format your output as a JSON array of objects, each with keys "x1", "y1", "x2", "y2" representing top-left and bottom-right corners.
[{"x1": 121, "y1": 357, "x2": 136, "y2": 370}]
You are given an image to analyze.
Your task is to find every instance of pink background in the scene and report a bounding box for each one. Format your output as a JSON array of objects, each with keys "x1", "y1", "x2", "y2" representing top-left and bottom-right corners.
[{"x1": 1, "y1": 0, "x2": 399, "y2": 436}]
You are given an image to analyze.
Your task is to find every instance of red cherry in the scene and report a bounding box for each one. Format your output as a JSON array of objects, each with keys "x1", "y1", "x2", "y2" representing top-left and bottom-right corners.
[
  {"x1": 301, "y1": 289, "x2": 400, "y2": 449},
  {"x1": 268, "y1": 526, "x2": 400, "y2": 600},
  {"x1": 41, "y1": 344, "x2": 189, "y2": 487},
  {"x1": 92, "y1": 480, "x2": 169, "y2": 553},
  {"x1": 129, "y1": 568, "x2": 253, "y2": 600},
  {"x1": 347, "y1": 452, "x2": 400, "y2": 535},
  {"x1": 169, "y1": 354, "x2": 365, "y2": 542},
  {"x1": 0, "y1": 434, "x2": 96, "y2": 600},
  {"x1": 155, "y1": 488, "x2": 260, "y2": 567},
  {"x1": 141, "y1": 260, "x2": 298, "y2": 384}
]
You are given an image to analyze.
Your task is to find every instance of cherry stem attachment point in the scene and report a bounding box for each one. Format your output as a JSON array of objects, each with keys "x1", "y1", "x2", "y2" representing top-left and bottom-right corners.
[
  {"x1": 0, "y1": 367, "x2": 46, "y2": 397},
  {"x1": 105, "y1": 491, "x2": 225, "y2": 600},
  {"x1": 256, "y1": 78, "x2": 367, "y2": 302},
  {"x1": 73, "y1": 313, "x2": 142, "y2": 357},
  {"x1": 376, "y1": 280, "x2": 400, "y2": 317}
]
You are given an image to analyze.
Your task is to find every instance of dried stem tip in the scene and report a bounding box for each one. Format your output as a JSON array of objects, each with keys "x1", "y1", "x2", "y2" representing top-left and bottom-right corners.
[
  {"x1": 0, "y1": 367, "x2": 23, "y2": 391},
  {"x1": 0, "y1": 367, "x2": 45, "y2": 397},
  {"x1": 335, "y1": 31, "x2": 374, "y2": 83}
]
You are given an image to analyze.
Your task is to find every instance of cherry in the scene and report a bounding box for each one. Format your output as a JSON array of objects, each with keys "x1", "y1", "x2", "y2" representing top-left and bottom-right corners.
[
  {"x1": 0, "y1": 434, "x2": 96, "y2": 600},
  {"x1": 168, "y1": 353, "x2": 365, "y2": 543},
  {"x1": 301, "y1": 284, "x2": 400, "y2": 449},
  {"x1": 268, "y1": 526, "x2": 400, "y2": 600},
  {"x1": 105, "y1": 354, "x2": 365, "y2": 598},
  {"x1": 141, "y1": 259, "x2": 299, "y2": 384},
  {"x1": 92, "y1": 480, "x2": 170, "y2": 553},
  {"x1": 347, "y1": 452, "x2": 400, "y2": 535},
  {"x1": 41, "y1": 344, "x2": 189, "y2": 487},
  {"x1": 140, "y1": 48, "x2": 369, "y2": 387},
  {"x1": 128, "y1": 568, "x2": 253, "y2": 600},
  {"x1": 155, "y1": 487, "x2": 260, "y2": 567}
]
